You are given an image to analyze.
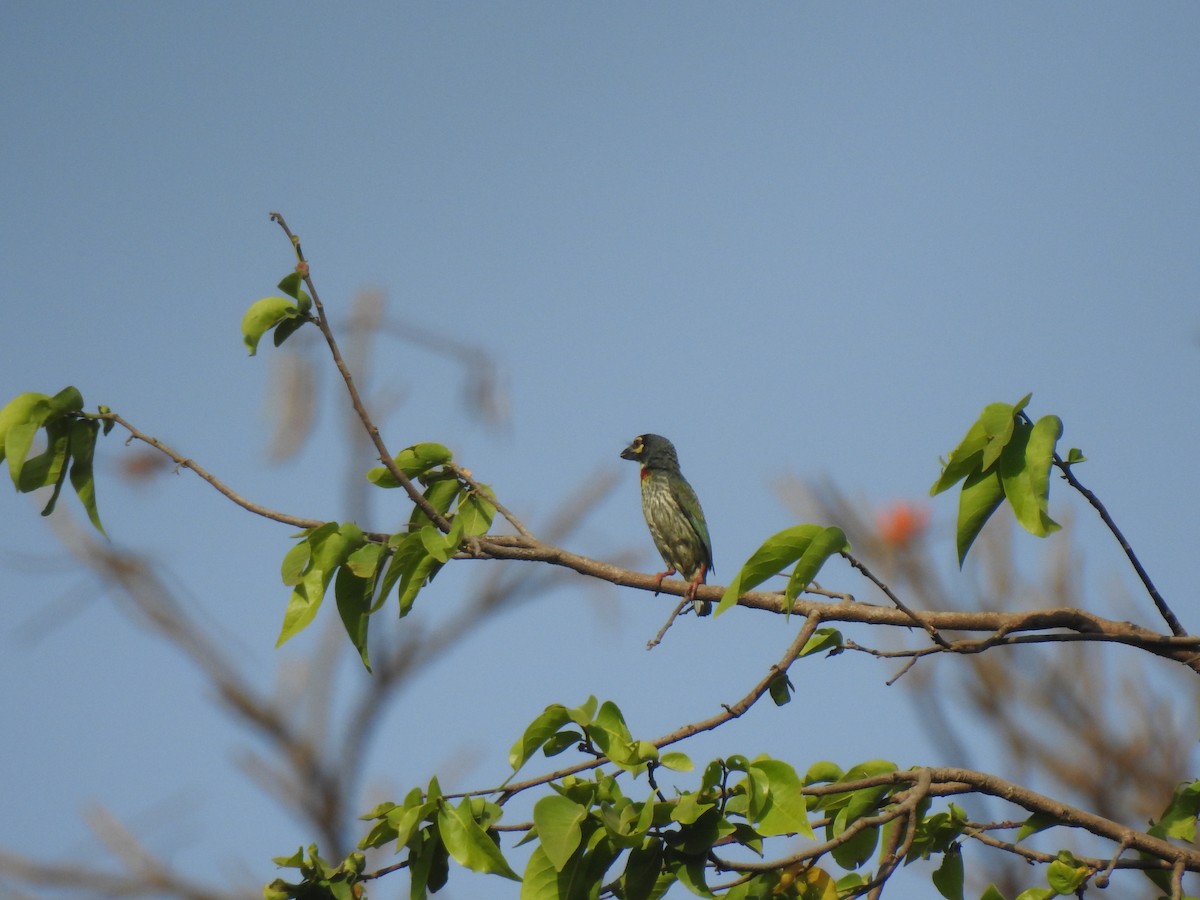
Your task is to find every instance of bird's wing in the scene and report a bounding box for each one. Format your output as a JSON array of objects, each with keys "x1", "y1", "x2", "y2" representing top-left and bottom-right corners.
[{"x1": 676, "y1": 479, "x2": 715, "y2": 574}]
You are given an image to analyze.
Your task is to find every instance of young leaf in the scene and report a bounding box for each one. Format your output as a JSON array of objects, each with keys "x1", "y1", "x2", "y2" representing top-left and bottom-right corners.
[
  {"x1": 930, "y1": 394, "x2": 1030, "y2": 494},
  {"x1": 799, "y1": 627, "x2": 843, "y2": 658},
  {"x1": 366, "y1": 442, "x2": 454, "y2": 488},
  {"x1": 1149, "y1": 780, "x2": 1200, "y2": 841},
  {"x1": 956, "y1": 467, "x2": 1005, "y2": 565},
  {"x1": 510, "y1": 704, "x2": 572, "y2": 771},
  {"x1": 241, "y1": 296, "x2": 300, "y2": 356},
  {"x1": 0, "y1": 392, "x2": 51, "y2": 471},
  {"x1": 750, "y1": 759, "x2": 815, "y2": 839},
  {"x1": 1046, "y1": 855, "x2": 1088, "y2": 893},
  {"x1": 660, "y1": 751, "x2": 693, "y2": 772},
  {"x1": 784, "y1": 525, "x2": 848, "y2": 602},
  {"x1": 716, "y1": 524, "x2": 826, "y2": 616},
  {"x1": 437, "y1": 798, "x2": 520, "y2": 880},
  {"x1": 998, "y1": 415, "x2": 1062, "y2": 538},
  {"x1": 1015, "y1": 811, "x2": 1059, "y2": 843},
  {"x1": 4, "y1": 421, "x2": 41, "y2": 488},
  {"x1": 275, "y1": 523, "x2": 362, "y2": 647},
  {"x1": 533, "y1": 795, "x2": 588, "y2": 872}
]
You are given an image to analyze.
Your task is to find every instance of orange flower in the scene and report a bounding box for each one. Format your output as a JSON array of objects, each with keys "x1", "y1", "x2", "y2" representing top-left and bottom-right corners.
[{"x1": 876, "y1": 501, "x2": 930, "y2": 548}]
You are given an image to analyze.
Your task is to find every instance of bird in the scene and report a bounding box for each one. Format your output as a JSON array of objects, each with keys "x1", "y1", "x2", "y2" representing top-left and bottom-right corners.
[{"x1": 620, "y1": 433, "x2": 715, "y2": 616}]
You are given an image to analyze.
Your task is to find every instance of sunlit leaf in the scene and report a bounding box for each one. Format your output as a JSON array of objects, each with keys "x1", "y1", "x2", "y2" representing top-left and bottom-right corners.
[
  {"x1": 510, "y1": 704, "x2": 572, "y2": 771},
  {"x1": 437, "y1": 798, "x2": 519, "y2": 880},
  {"x1": 717, "y1": 524, "x2": 837, "y2": 616},
  {"x1": 241, "y1": 296, "x2": 300, "y2": 355},
  {"x1": 533, "y1": 795, "x2": 587, "y2": 871}
]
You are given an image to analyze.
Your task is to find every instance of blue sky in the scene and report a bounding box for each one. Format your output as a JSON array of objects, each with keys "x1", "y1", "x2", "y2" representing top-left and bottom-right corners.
[{"x1": 3, "y1": 3, "x2": 1199, "y2": 897}]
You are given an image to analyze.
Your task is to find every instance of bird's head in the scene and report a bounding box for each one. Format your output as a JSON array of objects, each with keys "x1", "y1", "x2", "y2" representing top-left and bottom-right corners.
[{"x1": 620, "y1": 433, "x2": 680, "y2": 472}]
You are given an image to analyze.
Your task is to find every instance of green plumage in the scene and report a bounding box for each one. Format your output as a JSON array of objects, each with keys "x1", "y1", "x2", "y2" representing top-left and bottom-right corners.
[{"x1": 620, "y1": 434, "x2": 714, "y2": 616}]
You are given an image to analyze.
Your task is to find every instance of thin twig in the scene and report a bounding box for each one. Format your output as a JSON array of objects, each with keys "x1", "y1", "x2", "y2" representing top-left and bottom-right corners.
[
  {"x1": 488, "y1": 612, "x2": 824, "y2": 802},
  {"x1": 1054, "y1": 453, "x2": 1186, "y2": 636},
  {"x1": 646, "y1": 597, "x2": 692, "y2": 649},
  {"x1": 843, "y1": 551, "x2": 950, "y2": 648},
  {"x1": 87, "y1": 411, "x2": 324, "y2": 531},
  {"x1": 448, "y1": 463, "x2": 535, "y2": 539},
  {"x1": 268, "y1": 211, "x2": 451, "y2": 532}
]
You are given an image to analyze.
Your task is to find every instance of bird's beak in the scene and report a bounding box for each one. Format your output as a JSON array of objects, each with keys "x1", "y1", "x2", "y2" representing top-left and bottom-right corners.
[{"x1": 620, "y1": 444, "x2": 639, "y2": 461}]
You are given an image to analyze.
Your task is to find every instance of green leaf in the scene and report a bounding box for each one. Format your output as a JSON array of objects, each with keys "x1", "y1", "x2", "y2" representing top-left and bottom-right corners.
[
  {"x1": 410, "y1": 477, "x2": 464, "y2": 532},
  {"x1": 956, "y1": 466, "x2": 1005, "y2": 565},
  {"x1": 998, "y1": 416, "x2": 1062, "y2": 538},
  {"x1": 4, "y1": 421, "x2": 41, "y2": 488},
  {"x1": 1015, "y1": 811, "x2": 1058, "y2": 843},
  {"x1": 799, "y1": 627, "x2": 844, "y2": 658},
  {"x1": 977, "y1": 399, "x2": 1022, "y2": 470},
  {"x1": 280, "y1": 540, "x2": 312, "y2": 586},
  {"x1": 828, "y1": 814, "x2": 878, "y2": 870},
  {"x1": 589, "y1": 700, "x2": 641, "y2": 770},
  {"x1": 671, "y1": 790, "x2": 716, "y2": 825},
  {"x1": 533, "y1": 795, "x2": 588, "y2": 872},
  {"x1": 520, "y1": 845, "x2": 562, "y2": 900},
  {"x1": 931, "y1": 844, "x2": 964, "y2": 900},
  {"x1": 366, "y1": 443, "x2": 455, "y2": 487},
  {"x1": 0, "y1": 392, "x2": 50, "y2": 470},
  {"x1": 768, "y1": 671, "x2": 793, "y2": 706},
  {"x1": 271, "y1": 315, "x2": 306, "y2": 348},
  {"x1": 419, "y1": 524, "x2": 456, "y2": 564},
  {"x1": 659, "y1": 751, "x2": 693, "y2": 772},
  {"x1": 1150, "y1": 780, "x2": 1200, "y2": 841},
  {"x1": 334, "y1": 566, "x2": 372, "y2": 672},
  {"x1": 716, "y1": 524, "x2": 842, "y2": 616},
  {"x1": 1046, "y1": 855, "x2": 1088, "y2": 893},
  {"x1": 275, "y1": 523, "x2": 362, "y2": 647},
  {"x1": 242, "y1": 296, "x2": 301, "y2": 355},
  {"x1": 21, "y1": 419, "x2": 71, "y2": 502},
  {"x1": 750, "y1": 759, "x2": 815, "y2": 838},
  {"x1": 68, "y1": 418, "x2": 105, "y2": 534},
  {"x1": 542, "y1": 730, "x2": 583, "y2": 758},
  {"x1": 930, "y1": 421, "x2": 987, "y2": 496},
  {"x1": 437, "y1": 798, "x2": 520, "y2": 880},
  {"x1": 930, "y1": 395, "x2": 1030, "y2": 494},
  {"x1": 979, "y1": 887, "x2": 1006, "y2": 900},
  {"x1": 784, "y1": 526, "x2": 848, "y2": 602},
  {"x1": 277, "y1": 271, "x2": 304, "y2": 301},
  {"x1": 622, "y1": 838, "x2": 664, "y2": 900},
  {"x1": 449, "y1": 490, "x2": 496, "y2": 543},
  {"x1": 804, "y1": 761, "x2": 844, "y2": 785},
  {"x1": 345, "y1": 541, "x2": 384, "y2": 579},
  {"x1": 510, "y1": 704, "x2": 572, "y2": 771},
  {"x1": 395, "y1": 539, "x2": 440, "y2": 617}
]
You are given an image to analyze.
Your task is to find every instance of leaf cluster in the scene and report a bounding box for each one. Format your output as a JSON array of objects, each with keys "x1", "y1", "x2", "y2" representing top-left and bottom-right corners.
[
  {"x1": 276, "y1": 442, "x2": 495, "y2": 669},
  {"x1": 0, "y1": 386, "x2": 106, "y2": 532},
  {"x1": 930, "y1": 394, "x2": 1080, "y2": 564}
]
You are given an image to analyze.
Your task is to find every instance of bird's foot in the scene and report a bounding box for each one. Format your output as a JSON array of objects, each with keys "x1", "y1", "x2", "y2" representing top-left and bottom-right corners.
[{"x1": 652, "y1": 568, "x2": 676, "y2": 596}]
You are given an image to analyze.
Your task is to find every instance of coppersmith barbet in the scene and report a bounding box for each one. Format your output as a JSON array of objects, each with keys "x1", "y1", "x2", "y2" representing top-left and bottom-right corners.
[{"x1": 620, "y1": 434, "x2": 714, "y2": 616}]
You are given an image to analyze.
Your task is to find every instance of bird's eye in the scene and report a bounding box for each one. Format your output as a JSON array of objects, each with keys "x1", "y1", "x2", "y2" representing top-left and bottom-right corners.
[{"x1": 633, "y1": 437, "x2": 644, "y2": 451}]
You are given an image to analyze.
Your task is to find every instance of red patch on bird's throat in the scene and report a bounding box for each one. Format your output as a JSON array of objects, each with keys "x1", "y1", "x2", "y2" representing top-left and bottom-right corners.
[{"x1": 640, "y1": 466, "x2": 651, "y2": 481}]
